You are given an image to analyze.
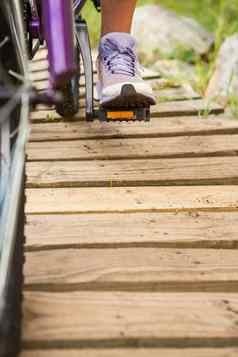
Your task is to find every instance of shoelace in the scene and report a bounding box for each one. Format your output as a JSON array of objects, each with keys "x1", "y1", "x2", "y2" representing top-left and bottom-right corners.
[{"x1": 101, "y1": 39, "x2": 136, "y2": 77}]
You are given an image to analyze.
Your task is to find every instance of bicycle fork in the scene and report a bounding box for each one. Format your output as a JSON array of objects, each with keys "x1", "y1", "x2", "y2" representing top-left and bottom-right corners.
[{"x1": 42, "y1": 0, "x2": 76, "y2": 87}]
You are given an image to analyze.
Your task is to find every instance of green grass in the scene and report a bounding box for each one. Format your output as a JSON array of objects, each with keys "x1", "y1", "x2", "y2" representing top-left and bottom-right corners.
[
  {"x1": 83, "y1": 0, "x2": 238, "y2": 49},
  {"x1": 81, "y1": 3, "x2": 101, "y2": 47},
  {"x1": 139, "y1": 0, "x2": 238, "y2": 36},
  {"x1": 82, "y1": 0, "x2": 238, "y2": 97}
]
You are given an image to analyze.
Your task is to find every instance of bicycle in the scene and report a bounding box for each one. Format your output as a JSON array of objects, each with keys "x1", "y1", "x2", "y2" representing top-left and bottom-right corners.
[
  {"x1": 0, "y1": 1, "x2": 99, "y2": 356},
  {"x1": 25, "y1": 0, "x2": 150, "y2": 121},
  {"x1": 0, "y1": 1, "x2": 151, "y2": 355},
  {"x1": 0, "y1": 2, "x2": 30, "y2": 356}
]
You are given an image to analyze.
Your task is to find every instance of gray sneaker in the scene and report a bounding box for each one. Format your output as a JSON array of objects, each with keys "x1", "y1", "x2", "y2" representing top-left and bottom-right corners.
[{"x1": 97, "y1": 32, "x2": 156, "y2": 108}]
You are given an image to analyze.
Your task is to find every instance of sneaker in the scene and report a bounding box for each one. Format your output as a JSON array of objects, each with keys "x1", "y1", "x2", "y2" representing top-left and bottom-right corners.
[{"x1": 97, "y1": 32, "x2": 156, "y2": 108}]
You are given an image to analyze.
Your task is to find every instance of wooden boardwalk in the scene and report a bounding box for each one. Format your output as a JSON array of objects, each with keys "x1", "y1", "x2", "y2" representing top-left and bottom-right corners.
[{"x1": 21, "y1": 48, "x2": 238, "y2": 356}]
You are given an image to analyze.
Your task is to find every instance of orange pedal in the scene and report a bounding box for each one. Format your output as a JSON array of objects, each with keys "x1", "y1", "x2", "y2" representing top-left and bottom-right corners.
[
  {"x1": 95, "y1": 107, "x2": 150, "y2": 122},
  {"x1": 107, "y1": 111, "x2": 134, "y2": 120}
]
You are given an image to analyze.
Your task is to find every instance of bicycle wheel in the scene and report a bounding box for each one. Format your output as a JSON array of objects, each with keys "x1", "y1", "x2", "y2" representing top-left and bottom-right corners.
[
  {"x1": 0, "y1": 188, "x2": 25, "y2": 357},
  {"x1": 0, "y1": 2, "x2": 28, "y2": 356}
]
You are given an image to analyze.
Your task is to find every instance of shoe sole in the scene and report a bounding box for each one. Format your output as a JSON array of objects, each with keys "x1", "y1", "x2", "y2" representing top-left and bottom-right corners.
[{"x1": 101, "y1": 84, "x2": 156, "y2": 109}]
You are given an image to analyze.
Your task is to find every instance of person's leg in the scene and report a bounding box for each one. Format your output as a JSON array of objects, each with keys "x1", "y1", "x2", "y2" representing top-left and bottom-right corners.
[
  {"x1": 97, "y1": 0, "x2": 156, "y2": 108},
  {"x1": 101, "y1": 0, "x2": 137, "y2": 36}
]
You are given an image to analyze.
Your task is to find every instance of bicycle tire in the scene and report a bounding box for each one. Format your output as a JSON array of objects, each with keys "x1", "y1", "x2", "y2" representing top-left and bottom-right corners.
[
  {"x1": 0, "y1": 183, "x2": 25, "y2": 357},
  {"x1": 0, "y1": 3, "x2": 26, "y2": 356}
]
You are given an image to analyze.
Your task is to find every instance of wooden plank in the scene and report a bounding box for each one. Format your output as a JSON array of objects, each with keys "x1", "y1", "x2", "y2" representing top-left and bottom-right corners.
[
  {"x1": 30, "y1": 66, "x2": 160, "y2": 81},
  {"x1": 26, "y1": 157, "x2": 238, "y2": 188},
  {"x1": 33, "y1": 80, "x2": 49, "y2": 91},
  {"x1": 29, "y1": 99, "x2": 223, "y2": 122},
  {"x1": 28, "y1": 116, "x2": 238, "y2": 142},
  {"x1": 30, "y1": 87, "x2": 200, "y2": 117},
  {"x1": 142, "y1": 67, "x2": 161, "y2": 79},
  {"x1": 33, "y1": 48, "x2": 48, "y2": 61},
  {"x1": 25, "y1": 211, "x2": 238, "y2": 250},
  {"x1": 23, "y1": 291, "x2": 238, "y2": 344},
  {"x1": 20, "y1": 348, "x2": 238, "y2": 357},
  {"x1": 31, "y1": 80, "x2": 199, "y2": 100},
  {"x1": 32, "y1": 75, "x2": 95, "y2": 91},
  {"x1": 30, "y1": 83, "x2": 199, "y2": 111},
  {"x1": 151, "y1": 99, "x2": 223, "y2": 117},
  {"x1": 30, "y1": 69, "x2": 160, "y2": 89},
  {"x1": 34, "y1": 84, "x2": 93, "y2": 100},
  {"x1": 30, "y1": 70, "x2": 96, "y2": 83},
  {"x1": 30, "y1": 106, "x2": 86, "y2": 122},
  {"x1": 156, "y1": 85, "x2": 200, "y2": 101},
  {"x1": 30, "y1": 70, "x2": 49, "y2": 82},
  {"x1": 33, "y1": 79, "x2": 89, "y2": 92},
  {"x1": 29, "y1": 67, "x2": 95, "y2": 83},
  {"x1": 30, "y1": 60, "x2": 48, "y2": 72},
  {"x1": 24, "y1": 247, "x2": 238, "y2": 292},
  {"x1": 31, "y1": 47, "x2": 96, "y2": 69},
  {"x1": 26, "y1": 135, "x2": 238, "y2": 161},
  {"x1": 25, "y1": 186, "x2": 238, "y2": 214}
]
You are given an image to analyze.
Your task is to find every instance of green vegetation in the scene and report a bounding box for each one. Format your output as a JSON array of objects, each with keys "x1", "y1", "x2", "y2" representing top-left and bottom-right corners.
[
  {"x1": 83, "y1": 0, "x2": 238, "y2": 49},
  {"x1": 82, "y1": 0, "x2": 238, "y2": 98},
  {"x1": 228, "y1": 94, "x2": 238, "y2": 119},
  {"x1": 139, "y1": 0, "x2": 238, "y2": 40},
  {"x1": 81, "y1": 3, "x2": 101, "y2": 47}
]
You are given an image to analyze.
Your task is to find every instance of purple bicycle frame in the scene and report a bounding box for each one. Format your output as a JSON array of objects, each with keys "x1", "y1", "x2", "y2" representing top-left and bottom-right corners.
[{"x1": 41, "y1": 0, "x2": 87, "y2": 87}]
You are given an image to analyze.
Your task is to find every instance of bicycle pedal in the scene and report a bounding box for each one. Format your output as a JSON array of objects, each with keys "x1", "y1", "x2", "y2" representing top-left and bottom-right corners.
[{"x1": 91, "y1": 107, "x2": 151, "y2": 122}]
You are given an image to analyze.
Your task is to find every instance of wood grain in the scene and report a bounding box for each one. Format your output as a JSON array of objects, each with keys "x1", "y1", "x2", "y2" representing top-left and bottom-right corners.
[
  {"x1": 29, "y1": 106, "x2": 85, "y2": 122},
  {"x1": 23, "y1": 291, "x2": 238, "y2": 344},
  {"x1": 33, "y1": 48, "x2": 47, "y2": 61},
  {"x1": 31, "y1": 82, "x2": 200, "y2": 100},
  {"x1": 152, "y1": 99, "x2": 222, "y2": 117},
  {"x1": 30, "y1": 60, "x2": 48, "y2": 72},
  {"x1": 20, "y1": 348, "x2": 238, "y2": 357},
  {"x1": 26, "y1": 134, "x2": 238, "y2": 161},
  {"x1": 24, "y1": 248, "x2": 238, "y2": 292},
  {"x1": 28, "y1": 116, "x2": 238, "y2": 142},
  {"x1": 25, "y1": 211, "x2": 238, "y2": 250},
  {"x1": 25, "y1": 186, "x2": 238, "y2": 214},
  {"x1": 33, "y1": 75, "x2": 95, "y2": 91},
  {"x1": 29, "y1": 99, "x2": 223, "y2": 122},
  {"x1": 26, "y1": 53, "x2": 234, "y2": 356},
  {"x1": 33, "y1": 80, "x2": 49, "y2": 91},
  {"x1": 26, "y1": 157, "x2": 238, "y2": 188},
  {"x1": 156, "y1": 85, "x2": 200, "y2": 101},
  {"x1": 30, "y1": 69, "x2": 49, "y2": 82},
  {"x1": 30, "y1": 65, "x2": 159, "y2": 82}
]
